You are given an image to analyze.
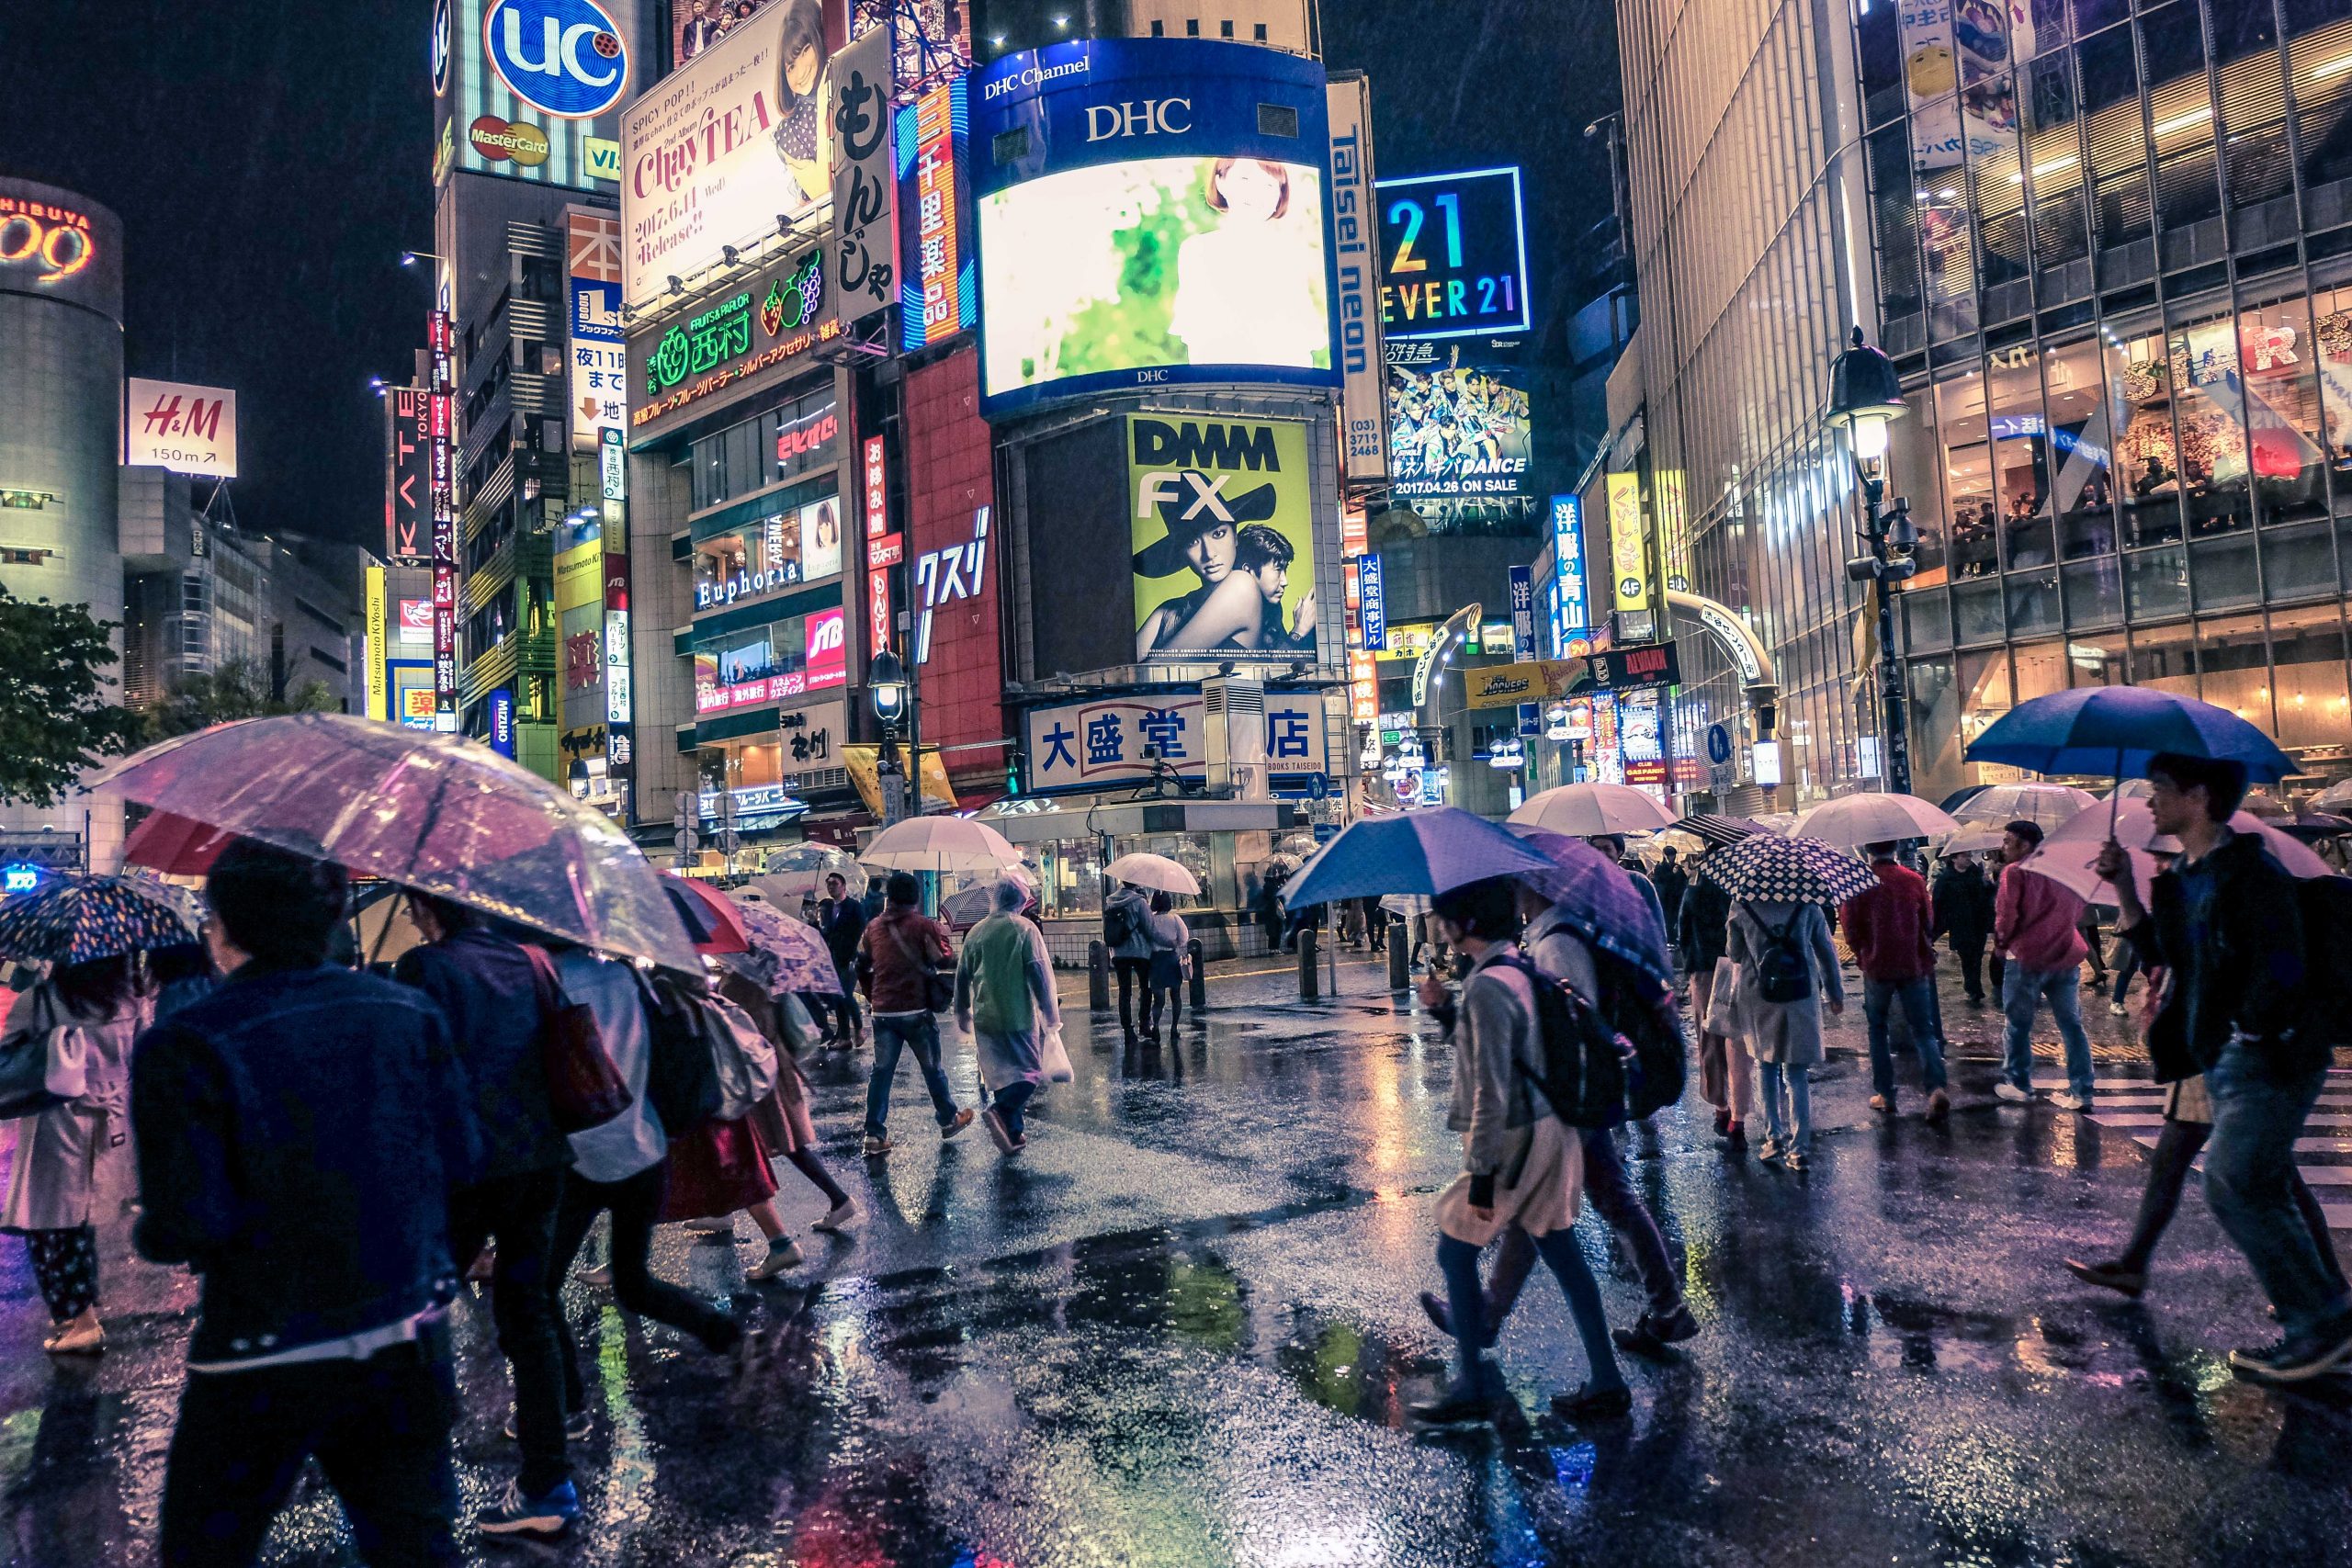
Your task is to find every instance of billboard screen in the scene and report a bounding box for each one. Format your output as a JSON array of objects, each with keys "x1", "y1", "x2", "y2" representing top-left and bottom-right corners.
[
  {"x1": 125, "y1": 379, "x2": 237, "y2": 479},
  {"x1": 1129, "y1": 415, "x2": 1316, "y2": 662},
  {"x1": 0, "y1": 178, "x2": 124, "y2": 324},
  {"x1": 897, "y1": 75, "x2": 971, "y2": 351},
  {"x1": 971, "y1": 39, "x2": 1338, "y2": 417},
  {"x1": 434, "y1": 0, "x2": 650, "y2": 190},
  {"x1": 1376, "y1": 165, "x2": 1530, "y2": 340},
  {"x1": 1385, "y1": 343, "x2": 1535, "y2": 531},
  {"x1": 619, "y1": 0, "x2": 847, "y2": 309}
]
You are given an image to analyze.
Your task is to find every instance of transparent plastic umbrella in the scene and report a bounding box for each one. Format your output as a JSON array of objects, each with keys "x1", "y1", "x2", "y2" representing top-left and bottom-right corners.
[
  {"x1": 1508, "y1": 783, "x2": 1679, "y2": 837},
  {"x1": 91, "y1": 713, "x2": 698, "y2": 972},
  {"x1": 1790, "y1": 793, "x2": 1960, "y2": 849}
]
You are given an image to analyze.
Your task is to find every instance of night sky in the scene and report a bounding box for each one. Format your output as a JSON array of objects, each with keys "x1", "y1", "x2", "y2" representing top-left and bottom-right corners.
[{"x1": 8, "y1": 0, "x2": 1616, "y2": 549}]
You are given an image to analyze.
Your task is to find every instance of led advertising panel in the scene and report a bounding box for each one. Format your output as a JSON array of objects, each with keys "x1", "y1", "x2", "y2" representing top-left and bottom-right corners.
[
  {"x1": 897, "y1": 75, "x2": 972, "y2": 351},
  {"x1": 619, "y1": 0, "x2": 848, "y2": 308},
  {"x1": 1129, "y1": 415, "x2": 1316, "y2": 662},
  {"x1": 971, "y1": 38, "x2": 1339, "y2": 417},
  {"x1": 434, "y1": 0, "x2": 650, "y2": 190},
  {"x1": 1376, "y1": 166, "x2": 1530, "y2": 341},
  {"x1": 1385, "y1": 342, "x2": 1536, "y2": 531}
]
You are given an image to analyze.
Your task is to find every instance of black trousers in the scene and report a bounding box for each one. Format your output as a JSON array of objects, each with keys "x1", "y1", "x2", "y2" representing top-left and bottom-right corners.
[
  {"x1": 449, "y1": 1168, "x2": 569, "y2": 1495},
  {"x1": 547, "y1": 1160, "x2": 738, "y2": 1414},
  {"x1": 1951, "y1": 937, "x2": 1986, "y2": 1000},
  {"x1": 158, "y1": 1334, "x2": 459, "y2": 1568},
  {"x1": 1113, "y1": 957, "x2": 1152, "y2": 1033}
]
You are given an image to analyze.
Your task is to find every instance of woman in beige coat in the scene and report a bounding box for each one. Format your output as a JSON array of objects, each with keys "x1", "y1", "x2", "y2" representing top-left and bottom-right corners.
[
  {"x1": 1408, "y1": 876, "x2": 1629, "y2": 1427},
  {"x1": 1, "y1": 955, "x2": 149, "y2": 1354}
]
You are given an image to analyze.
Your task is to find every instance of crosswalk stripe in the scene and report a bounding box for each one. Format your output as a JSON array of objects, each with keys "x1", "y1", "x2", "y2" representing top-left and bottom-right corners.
[{"x1": 2085, "y1": 1078, "x2": 2352, "y2": 1230}]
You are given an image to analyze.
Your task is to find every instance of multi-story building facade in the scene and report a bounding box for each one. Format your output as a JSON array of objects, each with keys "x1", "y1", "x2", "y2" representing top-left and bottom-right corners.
[{"x1": 1610, "y1": 0, "x2": 2352, "y2": 809}]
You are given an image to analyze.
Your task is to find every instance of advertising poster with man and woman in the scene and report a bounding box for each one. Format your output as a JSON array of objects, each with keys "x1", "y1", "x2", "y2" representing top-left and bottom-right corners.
[{"x1": 1127, "y1": 414, "x2": 1317, "y2": 661}]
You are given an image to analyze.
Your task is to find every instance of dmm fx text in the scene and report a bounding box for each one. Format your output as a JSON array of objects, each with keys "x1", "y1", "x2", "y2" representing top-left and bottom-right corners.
[
  {"x1": 1132, "y1": 420, "x2": 1283, "y2": 525},
  {"x1": 1085, "y1": 99, "x2": 1191, "y2": 141}
]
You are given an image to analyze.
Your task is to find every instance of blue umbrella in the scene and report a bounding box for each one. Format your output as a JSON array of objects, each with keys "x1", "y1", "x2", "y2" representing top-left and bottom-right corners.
[
  {"x1": 1282, "y1": 807, "x2": 1552, "y2": 909},
  {"x1": 1963, "y1": 687, "x2": 2298, "y2": 783},
  {"x1": 1509, "y1": 829, "x2": 1670, "y2": 987}
]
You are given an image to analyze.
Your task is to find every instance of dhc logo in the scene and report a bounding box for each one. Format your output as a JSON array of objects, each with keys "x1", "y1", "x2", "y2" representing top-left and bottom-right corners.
[{"x1": 483, "y1": 0, "x2": 630, "y2": 122}]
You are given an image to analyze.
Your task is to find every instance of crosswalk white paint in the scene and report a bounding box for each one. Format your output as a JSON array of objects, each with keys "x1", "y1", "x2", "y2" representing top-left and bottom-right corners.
[{"x1": 2078, "y1": 1069, "x2": 2352, "y2": 1232}]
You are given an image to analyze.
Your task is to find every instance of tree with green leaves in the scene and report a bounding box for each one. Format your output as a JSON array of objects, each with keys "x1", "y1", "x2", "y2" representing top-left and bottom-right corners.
[
  {"x1": 144, "y1": 658, "x2": 337, "y2": 741},
  {"x1": 0, "y1": 585, "x2": 146, "y2": 808}
]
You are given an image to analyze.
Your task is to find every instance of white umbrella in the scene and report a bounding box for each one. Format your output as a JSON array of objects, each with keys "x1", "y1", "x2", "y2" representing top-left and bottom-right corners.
[
  {"x1": 1949, "y1": 782, "x2": 2099, "y2": 829},
  {"x1": 1104, "y1": 852, "x2": 1201, "y2": 896},
  {"x1": 2022, "y1": 802, "x2": 2332, "y2": 904},
  {"x1": 1791, "y1": 793, "x2": 1960, "y2": 849},
  {"x1": 1508, "y1": 784, "x2": 1678, "y2": 837},
  {"x1": 1939, "y1": 822, "x2": 2008, "y2": 856},
  {"x1": 860, "y1": 815, "x2": 1023, "y2": 874},
  {"x1": 2311, "y1": 778, "x2": 2352, "y2": 813}
]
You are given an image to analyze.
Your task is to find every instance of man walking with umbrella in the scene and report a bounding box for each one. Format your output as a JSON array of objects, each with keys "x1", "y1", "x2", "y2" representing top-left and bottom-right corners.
[{"x1": 2095, "y1": 753, "x2": 2352, "y2": 1383}]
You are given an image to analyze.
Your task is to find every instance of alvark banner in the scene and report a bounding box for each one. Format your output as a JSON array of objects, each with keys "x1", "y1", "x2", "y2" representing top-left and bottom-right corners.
[{"x1": 1461, "y1": 643, "x2": 1680, "y2": 708}]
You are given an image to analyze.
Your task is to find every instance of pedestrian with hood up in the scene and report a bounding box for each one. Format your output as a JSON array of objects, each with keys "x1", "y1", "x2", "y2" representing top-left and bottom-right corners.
[
  {"x1": 2095, "y1": 753, "x2": 2352, "y2": 1384},
  {"x1": 1838, "y1": 840, "x2": 1951, "y2": 1122},
  {"x1": 137, "y1": 839, "x2": 483, "y2": 1566},
  {"x1": 393, "y1": 893, "x2": 579, "y2": 1540},
  {"x1": 2, "y1": 953, "x2": 149, "y2": 1356},
  {"x1": 1102, "y1": 879, "x2": 1155, "y2": 1043},
  {"x1": 857, "y1": 871, "x2": 976, "y2": 1156},
  {"x1": 1726, "y1": 889, "x2": 1845, "y2": 1168},
  {"x1": 1929, "y1": 851, "x2": 1996, "y2": 1007},
  {"x1": 1992, "y1": 819, "x2": 2097, "y2": 1111},
  {"x1": 1142, "y1": 890, "x2": 1191, "y2": 1041},
  {"x1": 955, "y1": 875, "x2": 1063, "y2": 1154},
  {"x1": 1407, "y1": 876, "x2": 1629, "y2": 1428}
]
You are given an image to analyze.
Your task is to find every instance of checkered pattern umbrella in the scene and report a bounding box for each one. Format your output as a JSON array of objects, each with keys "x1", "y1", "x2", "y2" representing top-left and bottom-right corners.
[
  {"x1": 0, "y1": 874, "x2": 196, "y2": 967},
  {"x1": 1696, "y1": 833, "x2": 1877, "y2": 907},
  {"x1": 1674, "y1": 813, "x2": 1771, "y2": 848}
]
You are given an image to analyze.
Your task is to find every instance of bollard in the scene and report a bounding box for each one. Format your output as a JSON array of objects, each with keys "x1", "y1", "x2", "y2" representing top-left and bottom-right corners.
[
  {"x1": 1187, "y1": 938, "x2": 1206, "y2": 1011},
  {"x1": 1298, "y1": 924, "x2": 1320, "y2": 1000},
  {"x1": 1088, "y1": 940, "x2": 1111, "y2": 1011},
  {"x1": 1386, "y1": 915, "x2": 1411, "y2": 990}
]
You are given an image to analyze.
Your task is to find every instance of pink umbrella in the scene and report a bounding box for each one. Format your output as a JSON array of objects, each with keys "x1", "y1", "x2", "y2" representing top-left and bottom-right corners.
[
  {"x1": 722, "y1": 890, "x2": 842, "y2": 994},
  {"x1": 2022, "y1": 801, "x2": 2332, "y2": 904},
  {"x1": 93, "y1": 714, "x2": 698, "y2": 971}
]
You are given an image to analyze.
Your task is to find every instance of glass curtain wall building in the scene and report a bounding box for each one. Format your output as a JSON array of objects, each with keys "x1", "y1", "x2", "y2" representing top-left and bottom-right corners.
[
  {"x1": 1614, "y1": 0, "x2": 1884, "y2": 807},
  {"x1": 1858, "y1": 0, "x2": 2352, "y2": 799}
]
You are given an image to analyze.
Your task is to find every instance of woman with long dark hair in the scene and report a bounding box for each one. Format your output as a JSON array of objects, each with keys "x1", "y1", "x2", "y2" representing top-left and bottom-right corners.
[{"x1": 1, "y1": 954, "x2": 149, "y2": 1353}]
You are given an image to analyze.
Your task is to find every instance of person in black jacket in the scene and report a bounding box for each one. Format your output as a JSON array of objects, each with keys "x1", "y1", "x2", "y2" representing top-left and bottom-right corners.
[
  {"x1": 137, "y1": 839, "x2": 483, "y2": 1567},
  {"x1": 817, "y1": 872, "x2": 868, "y2": 1045},
  {"x1": 2097, "y1": 751, "x2": 2352, "y2": 1386},
  {"x1": 395, "y1": 895, "x2": 580, "y2": 1539},
  {"x1": 1650, "y1": 846, "x2": 1690, "y2": 939},
  {"x1": 1677, "y1": 858, "x2": 1742, "y2": 1143},
  {"x1": 1929, "y1": 852, "x2": 1996, "y2": 1006}
]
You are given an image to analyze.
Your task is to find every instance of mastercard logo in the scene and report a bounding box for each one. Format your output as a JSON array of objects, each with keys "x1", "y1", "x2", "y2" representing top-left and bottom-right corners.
[{"x1": 469, "y1": 114, "x2": 550, "y2": 167}]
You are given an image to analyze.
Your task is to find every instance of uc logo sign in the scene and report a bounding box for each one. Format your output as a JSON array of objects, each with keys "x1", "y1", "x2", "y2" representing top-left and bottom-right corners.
[{"x1": 483, "y1": 0, "x2": 630, "y2": 121}]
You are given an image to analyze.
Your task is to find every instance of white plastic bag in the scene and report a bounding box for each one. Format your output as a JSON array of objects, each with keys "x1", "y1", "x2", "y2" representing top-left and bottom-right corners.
[{"x1": 1038, "y1": 1022, "x2": 1074, "y2": 1084}]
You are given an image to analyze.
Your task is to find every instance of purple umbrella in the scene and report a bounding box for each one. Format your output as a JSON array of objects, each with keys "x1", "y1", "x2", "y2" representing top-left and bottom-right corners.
[
  {"x1": 1508, "y1": 829, "x2": 1671, "y2": 986},
  {"x1": 723, "y1": 892, "x2": 843, "y2": 996}
]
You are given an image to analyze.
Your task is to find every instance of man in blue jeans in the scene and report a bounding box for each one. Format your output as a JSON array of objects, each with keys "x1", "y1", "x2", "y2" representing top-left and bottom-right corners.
[
  {"x1": 1839, "y1": 840, "x2": 1951, "y2": 1122},
  {"x1": 1991, "y1": 819, "x2": 2096, "y2": 1111},
  {"x1": 2099, "y1": 752, "x2": 2352, "y2": 1384},
  {"x1": 857, "y1": 873, "x2": 974, "y2": 1156}
]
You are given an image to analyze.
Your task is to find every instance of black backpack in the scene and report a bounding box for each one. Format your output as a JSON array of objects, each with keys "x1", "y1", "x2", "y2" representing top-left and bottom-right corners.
[
  {"x1": 632, "y1": 970, "x2": 725, "y2": 1135},
  {"x1": 1752, "y1": 911, "x2": 1815, "y2": 1004},
  {"x1": 1592, "y1": 949, "x2": 1687, "y2": 1120},
  {"x1": 1493, "y1": 953, "x2": 1627, "y2": 1130},
  {"x1": 1103, "y1": 897, "x2": 1137, "y2": 951}
]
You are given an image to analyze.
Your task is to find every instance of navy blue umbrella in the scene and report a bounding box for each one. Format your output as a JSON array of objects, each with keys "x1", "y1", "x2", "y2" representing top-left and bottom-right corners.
[
  {"x1": 1963, "y1": 687, "x2": 2298, "y2": 783},
  {"x1": 1283, "y1": 807, "x2": 1552, "y2": 908}
]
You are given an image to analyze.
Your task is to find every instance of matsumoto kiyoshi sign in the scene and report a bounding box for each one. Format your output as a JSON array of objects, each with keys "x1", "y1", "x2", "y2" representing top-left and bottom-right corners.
[{"x1": 483, "y1": 0, "x2": 632, "y2": 120}]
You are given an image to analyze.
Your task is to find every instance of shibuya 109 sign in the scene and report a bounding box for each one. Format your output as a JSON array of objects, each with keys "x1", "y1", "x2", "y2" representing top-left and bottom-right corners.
[{"x1": 628, "y1": 247, "x2": 841, "y2": 441}]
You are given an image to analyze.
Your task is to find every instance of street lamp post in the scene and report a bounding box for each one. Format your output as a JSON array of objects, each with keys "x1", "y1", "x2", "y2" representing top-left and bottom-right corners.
[
  {"x1": 869, "y1": 648, "x2": 910, "y2": 826},
  {"x1": 1825, "y1": 327, "x2": 1918, "y2": 797}
]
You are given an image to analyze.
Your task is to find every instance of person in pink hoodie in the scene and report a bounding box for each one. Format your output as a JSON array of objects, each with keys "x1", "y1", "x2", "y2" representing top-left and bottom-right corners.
[{"x1": 1992, "y1": 819, "x2": 2095, "y2": 1111}]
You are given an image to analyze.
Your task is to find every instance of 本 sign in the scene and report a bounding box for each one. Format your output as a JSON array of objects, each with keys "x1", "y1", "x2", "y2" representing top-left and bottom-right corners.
[
  {"x1": 127, "y1": 379, "x2": 238, "y2": 477},
  {"x1": 1376, "y1": 167, "x2": 1530, "y2": 340},
  {"x1": 1023, "y1": 691, "x2": 1328, "y2": 794}
]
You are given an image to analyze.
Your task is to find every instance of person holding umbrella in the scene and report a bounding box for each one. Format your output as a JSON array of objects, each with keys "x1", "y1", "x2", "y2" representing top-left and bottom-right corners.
[
  {"x1": 2094, "y1": 753, "x2": 2352, "y2": 1384},
  {"x1": 0, "y1": 874, "x2": 181, "y2": 1354}
]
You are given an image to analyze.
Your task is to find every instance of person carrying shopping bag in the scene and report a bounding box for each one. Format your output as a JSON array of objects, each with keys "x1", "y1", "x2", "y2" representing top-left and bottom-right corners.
[{"x1": 955, "y1": 877, "x2": 1064, "y2": 1155}]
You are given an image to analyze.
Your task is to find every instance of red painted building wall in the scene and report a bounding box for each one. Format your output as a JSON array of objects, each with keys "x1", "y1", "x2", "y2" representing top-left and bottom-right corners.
[{"x1": 903, "y1": 345, "x2": 1004, "y2": 785}]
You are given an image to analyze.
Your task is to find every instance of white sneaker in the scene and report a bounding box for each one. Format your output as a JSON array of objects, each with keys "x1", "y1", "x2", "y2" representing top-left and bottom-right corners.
[
  {"x1": 1756, "y1": 1135, "x2": 1784, "y2": 1163},
  {"x1": 1994, "y1": 1081, "x2": 2033, "y2": 1104},
  {"x1": 575, "y1": 1262, "x2": 613, "y2": 1286},
  {"x1": 2049, "y1": 1091, "x2": 2089, "y2": 1112},
  {"x1": 2108, "y1": 1001, "x2": 2128, "y2": 1017},
  {"x1": 812, "y1": 1199, "x2": 859, "y2": 1234}
]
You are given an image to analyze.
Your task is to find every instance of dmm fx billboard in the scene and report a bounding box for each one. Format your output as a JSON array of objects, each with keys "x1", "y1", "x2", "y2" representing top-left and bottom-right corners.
[
  {"x1": 972, "y1": 38, "x2": 1340, "y2": 417},
  {"x1": 1460, "y1": 644, "x2": 1682, "y2": 708},
  {"x1": 433, "y1": 0, "x2": 646, "y2": 190},
  {"x1": 1023, "y1": 689, "x2": 1328, "y2": 794},
  {"x1": 1128, "y1": 416, "x2": 1317, "y2": 663}
]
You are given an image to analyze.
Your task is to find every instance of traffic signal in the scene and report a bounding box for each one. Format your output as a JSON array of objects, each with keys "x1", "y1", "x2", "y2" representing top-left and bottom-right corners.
[{"x1": 1005, "y1": 748, "x2": 1025, "y2": 797}]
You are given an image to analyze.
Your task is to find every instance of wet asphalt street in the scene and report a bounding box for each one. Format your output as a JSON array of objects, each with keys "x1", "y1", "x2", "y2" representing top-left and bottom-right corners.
[{"x1": 6, "y1": 954, "x2": 2352, "y2": 1567}]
